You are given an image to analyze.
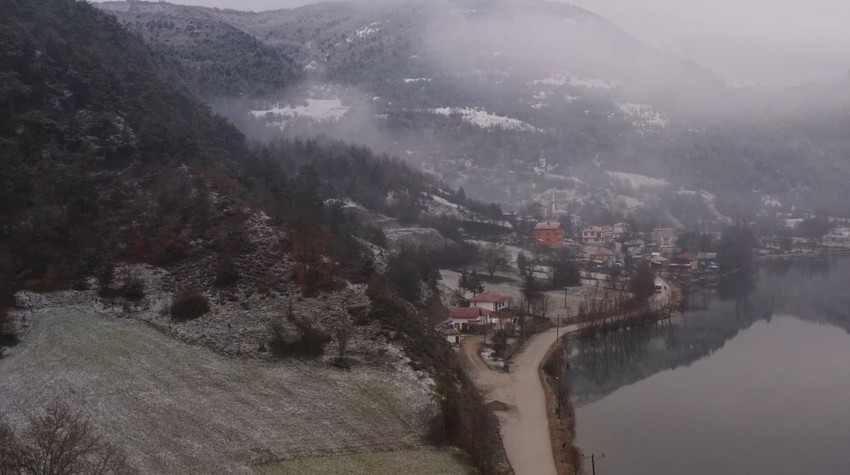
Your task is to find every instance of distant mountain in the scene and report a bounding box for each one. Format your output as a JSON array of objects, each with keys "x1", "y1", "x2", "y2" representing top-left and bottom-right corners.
[{"x1": 96, "y1": 1, "x2": 850, "y2": 221}]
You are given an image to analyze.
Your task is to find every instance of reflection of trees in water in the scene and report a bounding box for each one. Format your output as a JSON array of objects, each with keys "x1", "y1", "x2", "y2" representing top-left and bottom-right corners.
[
  {"x1": 570, "y1": 258, "x2": 850, "y2": 403},
  {"x1": 762, "y1": 258, "x2": 835, "y2": 279},
  {"x1": 570, "y1": 272, "x2": 763, "y2": 404}
]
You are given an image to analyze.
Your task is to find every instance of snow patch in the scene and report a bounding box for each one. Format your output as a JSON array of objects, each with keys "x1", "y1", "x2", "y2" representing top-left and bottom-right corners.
[
  {"x1": 613, "y1": 102, "x2": 668, "y2": 130},
  {"x1": 606, "y1": 171, "x2": 669, "y2": 189},
  {"x1": 251, "y1": 98, "x2": 349, "y2": 125},
  {"x1": 432, "y1": 107, "x2": 538, "y2": 132},
  {"x1": 530, "y1": 74, "x2": 622, "y2": 90}
]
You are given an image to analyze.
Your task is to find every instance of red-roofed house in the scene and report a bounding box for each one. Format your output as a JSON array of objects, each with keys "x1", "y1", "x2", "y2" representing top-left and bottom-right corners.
[
  {"x1": 469, "y1": 293, "x2": 511, "y2": 312},
  {"x1": 450, "y1": 307, "x2": 493, "y2": 331},
  {"x1": 671, "y1": 252, "x2": 698, "y2": 271},
  {"x1": 589, "y1": 247, "x2": 616, "y2": 266},
  {"x1": 534, "y1": 221, "x2": 564, "y2": 246}
]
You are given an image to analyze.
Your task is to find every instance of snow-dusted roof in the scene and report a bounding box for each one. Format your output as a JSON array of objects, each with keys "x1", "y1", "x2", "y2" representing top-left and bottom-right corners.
[
  {"x1": 470, "y1": 293, "x2": 509, "y2": 303},
  {"x1": 534, "y1": 221, "x2": 562, "y2": 231}
]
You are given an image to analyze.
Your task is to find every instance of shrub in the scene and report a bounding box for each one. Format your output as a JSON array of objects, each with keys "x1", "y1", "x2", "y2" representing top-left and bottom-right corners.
[
  {"x1": 170, "y1": 290, "x2": 210, "y2": 321},
  {"x1": 269, "y1": 306, "x2": 331, "y2": 358},
  {"x1": 121, "y1": 278, "x2": 145, "y2": 302},
  {"x1": 213, "y1": 261, "x2": 240, "y2": 288}
]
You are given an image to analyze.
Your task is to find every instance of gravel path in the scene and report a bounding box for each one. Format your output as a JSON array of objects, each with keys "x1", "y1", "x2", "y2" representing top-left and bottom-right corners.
[{"x1": 462, "y1": 327, "x2": 578, "y2": 475}]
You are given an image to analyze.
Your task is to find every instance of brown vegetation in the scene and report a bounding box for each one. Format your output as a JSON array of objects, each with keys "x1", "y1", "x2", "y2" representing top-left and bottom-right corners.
[
  {"x1": 169, "y1": 290, "x2": 211, "y2": 322},
  {"x1": 0, "y1": 402, "x2": 129, "y2": 475},
  {"x1": 540, "y1": 337, "x2": 582, "y2": 475}
]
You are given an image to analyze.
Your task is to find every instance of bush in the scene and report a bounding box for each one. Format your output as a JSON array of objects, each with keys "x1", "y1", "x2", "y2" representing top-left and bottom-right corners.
[
  {"x1": 213, "y1": 261, "x2": 240, "y2": 288},
  {"x1": 170, "y1": 290, "x2": 211, "y2": 321},
  {"x1": 122, "y1": 278, "x2": 145, "y2": 302},
  {"x1": 269, "y1": 318, "x2": 331, "y2": 358}
]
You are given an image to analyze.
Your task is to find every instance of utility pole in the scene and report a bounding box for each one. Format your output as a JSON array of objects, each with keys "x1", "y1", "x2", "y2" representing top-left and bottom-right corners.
[{"x1": 581, "y1": 453, "x2": 604, "y2": 475}]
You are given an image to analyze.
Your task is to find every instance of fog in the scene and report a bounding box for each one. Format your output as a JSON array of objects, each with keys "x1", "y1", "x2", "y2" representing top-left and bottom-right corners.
[{"x1": 566, "y1": 0, "x2": 850, "y2": 86}]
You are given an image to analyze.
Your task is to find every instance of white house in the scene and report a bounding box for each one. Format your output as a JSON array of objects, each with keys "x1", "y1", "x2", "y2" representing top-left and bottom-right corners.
[
  {"x1": 450, "y1": 307, "x2": 492, "y2": 331},
  {"x1": 469, "y1": 293, "x2": 511, "y2": 312},
  {"x1": 823, "y1": 228, "x2": 850, "y2": 247},
  {"x1": 441, "y1": 326, "x2": 462, "y2": 344},
  {"x1": 651, "y1": 228, "x2": 678, "y2": 255},
  {"x1": 581, "y1": 226, "x2": 607, "y2": 245}
]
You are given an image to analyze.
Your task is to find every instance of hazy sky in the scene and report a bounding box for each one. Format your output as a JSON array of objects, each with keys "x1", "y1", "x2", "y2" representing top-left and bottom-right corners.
[{"x1": 94, "y1": 0, "x2": 850, "y2": 85}]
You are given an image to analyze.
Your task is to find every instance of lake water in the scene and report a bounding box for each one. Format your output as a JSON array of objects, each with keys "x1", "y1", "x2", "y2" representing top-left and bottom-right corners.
[{"x1": 569, "y1": 258, "x2": 850, "y2": 475}]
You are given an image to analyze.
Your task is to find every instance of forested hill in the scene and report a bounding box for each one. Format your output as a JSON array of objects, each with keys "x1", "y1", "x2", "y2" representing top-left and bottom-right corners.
[
  {"x1": 0, "y1": 2, "x2": 512, "y2": 472},
  {"x1": 96, "y1": 0, "x2": 850, "y2": 220},
  {"x1": 0, "y1": 0, "x2": 489, "y2": 297},
  {"x1": 97, "y1": 2, "x2": 299, "y2": 97}
]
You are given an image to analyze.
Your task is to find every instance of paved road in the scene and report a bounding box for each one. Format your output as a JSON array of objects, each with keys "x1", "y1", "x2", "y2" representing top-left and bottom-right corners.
[{"x1": 462, "y1": 326, "x2": 578, "y2": 475}]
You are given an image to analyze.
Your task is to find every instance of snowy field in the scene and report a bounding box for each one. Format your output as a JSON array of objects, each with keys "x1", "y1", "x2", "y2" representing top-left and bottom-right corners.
[
  {"x1": 251, "y1": 98, "x2": 349, "y2": 125},
  {"x1": 606, "y1": 170, "x2": 669, "y2": 189},
  {"x1": 261, "y1": 449, "x2": 470, "y2": 474},
  {"x1": 530, "y1": 74, "x2": 622, "y2": 90},
  {"x1": 0, "y1": 303, "x2": 437, "y2": 474},
  {"x1": 614, "y1": 102, "x2": 669, "y2": 130},
  {"x1": 432, "y1": 107, "x2": 539, "y2": 132}
]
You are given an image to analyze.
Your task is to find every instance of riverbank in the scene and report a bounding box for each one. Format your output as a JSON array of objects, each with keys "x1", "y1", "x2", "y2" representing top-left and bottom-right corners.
[
  {"x1": 540, "y1": 334, "x2": 581, "y2": 475},
  {"x1": 757, "y1": 248, "x2": 850, "y2": 261}
]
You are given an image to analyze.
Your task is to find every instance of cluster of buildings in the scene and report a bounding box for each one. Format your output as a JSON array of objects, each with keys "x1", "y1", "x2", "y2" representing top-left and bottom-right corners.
[
  {"x1": 822, "y1": 228, "x2": 850, "y2": 248},
  {"x1": 446, "y1": 293, "x2": 515, "y2": 337},
  {"x1": 531, "y1": 219, "x2": 722, "y2": 273}
]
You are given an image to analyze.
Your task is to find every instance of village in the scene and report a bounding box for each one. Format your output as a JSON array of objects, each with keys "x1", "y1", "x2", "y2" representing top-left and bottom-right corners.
[{"x1": 438, "y1": 211, "x2": 850, "y2": 358}]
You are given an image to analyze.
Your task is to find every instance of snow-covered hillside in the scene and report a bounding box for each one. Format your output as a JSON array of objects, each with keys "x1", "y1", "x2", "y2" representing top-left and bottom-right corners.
[
  {"x1": 251, "y1": 98, "x2": 349, "y2": 126},
  {"x1": 432, "y1": 107, "x2": 538, "y2": 132}
]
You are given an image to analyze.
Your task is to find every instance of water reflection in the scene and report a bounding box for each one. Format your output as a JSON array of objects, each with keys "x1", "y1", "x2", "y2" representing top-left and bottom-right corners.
[
  {"x1": 571, "y1": 257, "x2": 850, "y2": 475},
  {"x1": 569, "y1": 257, "x2": 850, "y2": 404}
]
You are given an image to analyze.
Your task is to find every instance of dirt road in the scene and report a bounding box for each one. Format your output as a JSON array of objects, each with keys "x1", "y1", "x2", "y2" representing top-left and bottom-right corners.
[{"x1": 462, "y1": 327, "x2": 577, "y2": 475}]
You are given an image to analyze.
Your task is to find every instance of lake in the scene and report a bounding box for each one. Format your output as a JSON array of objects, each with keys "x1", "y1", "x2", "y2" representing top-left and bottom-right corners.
[{"x1": 569, "y1": 257, "x2": 850, "y2": 475}]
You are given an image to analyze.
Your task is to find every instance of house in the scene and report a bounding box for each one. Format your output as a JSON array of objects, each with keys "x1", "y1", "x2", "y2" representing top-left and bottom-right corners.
[
  {"x1": 610, "y1": 222, "x2": 630, "y2": 241},
  {"x1": 589, "y1": 247, "x2": 617, "y2": 266},
  {"x1": 470, "y1": 293, "x2": 511, "y2": 312},
  {"x1": 651, "y1": 228, "x2": 678, "y2": 255},
  {"x1": 823, "y1": 228, "x2": 850, "y2": 247},
  {"x1": 697, "y1": 252, "x2": 719, "y2": 269},
  {"x1": 581, "y1": 226, "x2": 607, "y2": 245},
  {"x1": 450, "y1": 307, "x2": 492, "y2": 331},
  {"x1": 534, "y1": 221, "x2": 564, "y2": 246},
  {"x1": 624, "y1": 240, "x2": 646, "y2": 259},
  {"x1": 490, "y1": 308, "x2": 517, "y2": 328},
  {"x1": 649, "y1": 254, "x2": 668, "y2": 267},
  {"x1": 441, "y1": 326, "x2": 462, "y2": 344},
  {"x1": 671, "y1": 252, "x2": 698, "y2": 271}
]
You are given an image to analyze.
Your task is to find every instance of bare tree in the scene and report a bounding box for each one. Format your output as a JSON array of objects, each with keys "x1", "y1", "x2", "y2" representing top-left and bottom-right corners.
[
  {"x1": 335, "y1": 323, "x2": 351, "y2": 361},
  {"x1": 529, "y1": 293, "x2": 552, "y2": 319},
  {"x1": 1, "y1": 402, "x2": 129, "y2": 475},
  {"x1": 481, "y1": 242, "x2": 509, "y2": 277}
]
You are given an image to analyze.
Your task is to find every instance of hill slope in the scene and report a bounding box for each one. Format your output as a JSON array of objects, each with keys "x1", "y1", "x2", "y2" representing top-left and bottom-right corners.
[
  {"x1": 0, "y1": 1, "x2": 510, "y2": 473},
  {"x1": 98, "y1": 0, "x2": 850, "y2": 220}
]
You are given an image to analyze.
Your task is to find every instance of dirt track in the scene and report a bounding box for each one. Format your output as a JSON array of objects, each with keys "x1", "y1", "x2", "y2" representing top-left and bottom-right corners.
[{"x1": 462, "y1": 328, "x2": 577, "y2": 475}]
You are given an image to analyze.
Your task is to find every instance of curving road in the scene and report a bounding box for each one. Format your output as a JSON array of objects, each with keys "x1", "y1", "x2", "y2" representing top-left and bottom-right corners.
[{"x1": 462, "y1": 326, "x2": 577, "y2": 475}]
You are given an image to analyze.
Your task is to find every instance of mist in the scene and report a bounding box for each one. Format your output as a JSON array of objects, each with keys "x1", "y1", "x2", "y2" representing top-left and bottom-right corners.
[{"x1": 564, "y1": 0, "x2": 850, "y2": 86}]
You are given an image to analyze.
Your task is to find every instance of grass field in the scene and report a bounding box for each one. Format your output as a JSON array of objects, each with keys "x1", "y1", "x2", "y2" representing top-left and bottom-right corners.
[
  {"x1": 0, "y1": 302, "x2": 446, "y2": 473},
  {"x1": 261, "y1": 449, "x2": 472, "y2": 474}
]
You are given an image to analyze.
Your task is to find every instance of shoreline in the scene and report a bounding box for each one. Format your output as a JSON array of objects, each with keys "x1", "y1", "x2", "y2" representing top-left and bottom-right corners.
[{"x1": 539, "y1": 333, "x2": 581, "y2": 475}]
